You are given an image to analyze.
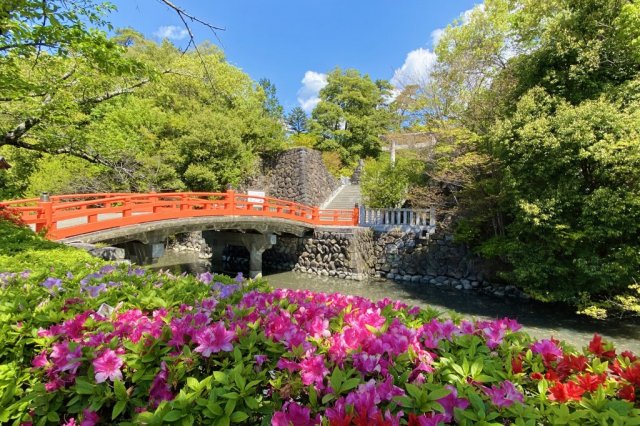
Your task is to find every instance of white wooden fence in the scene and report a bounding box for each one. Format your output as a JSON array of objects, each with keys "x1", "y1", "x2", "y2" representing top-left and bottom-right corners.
[{"x1": 359, "y1": 206, "x2": 436, "y2": 232}]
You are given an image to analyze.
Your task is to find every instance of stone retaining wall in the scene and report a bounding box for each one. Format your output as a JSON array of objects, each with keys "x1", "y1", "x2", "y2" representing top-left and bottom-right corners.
[
  {"x1": 167, "y1": 232, "x2": 212, "y2": 259},
  {"x1": 244, "y1": 148, "x2": 338, "y2": 206},
  {"x1": 293, "y1": 228, "x2": 374, "y2": 280},
  {"x1": 263, "y1": 237, "x2": 303, "y2": 272}
]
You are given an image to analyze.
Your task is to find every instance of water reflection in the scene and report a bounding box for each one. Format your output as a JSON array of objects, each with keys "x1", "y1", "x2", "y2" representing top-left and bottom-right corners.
[{"x1": 154, "y1": 250, "x2": 640, "y2": 353}]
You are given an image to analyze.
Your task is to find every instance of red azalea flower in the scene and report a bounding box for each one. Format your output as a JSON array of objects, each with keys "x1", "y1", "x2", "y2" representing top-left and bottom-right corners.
[
  {"x1": 610, "y1": 359, "x2": 624, "y2": 376},
  {"x1": 545, "y1": 370, "x2": 560, "y2": 382},
  {"x1": 548, "y1": 381, "x2": 585, "y2": 402},
  {"x1": 556, "y1": 354, "x2": 588, "y2": 380},
  {"x1": 576, "y1": 373, "x2": 606, "y2": 393},
  {"x1": 620, "y1": 363, "x2": 640, "y2": 387},
  {"x1": 587, "y1": 334, "x2": 616, "y2": 358},
  {"x1": 511, "y1": 356, "x2": 523, "y2": 374},
  {"x1": 530, "y1": 372, "x2": 543, "y2": 381},
  {"x1": 621, "y1": 351, "x2": 638, "y2": 363},
  {"x1": 618, "y1": 384, "x2": 636, "y2": 402}
]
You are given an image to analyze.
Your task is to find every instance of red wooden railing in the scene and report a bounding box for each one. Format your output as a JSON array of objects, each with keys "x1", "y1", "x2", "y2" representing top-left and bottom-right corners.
[{"x1": 0, "y1": 191, "x2": 359, "y2": 240}]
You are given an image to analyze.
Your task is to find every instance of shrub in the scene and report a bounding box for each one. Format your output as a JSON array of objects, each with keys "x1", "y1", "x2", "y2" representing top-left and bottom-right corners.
[{"x1": 1, "y1": 221, "x2": 639, "y2": 424}]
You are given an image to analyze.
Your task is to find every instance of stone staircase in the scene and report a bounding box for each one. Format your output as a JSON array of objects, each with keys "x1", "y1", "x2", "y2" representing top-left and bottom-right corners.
[{"x1": 324, "y1": 184, "x2": 362, "y2": 210}]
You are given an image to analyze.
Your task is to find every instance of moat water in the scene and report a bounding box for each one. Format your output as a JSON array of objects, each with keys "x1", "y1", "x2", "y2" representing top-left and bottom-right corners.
[{"x1": 154, "y1": 250, "x2": 640, "y2": 354}]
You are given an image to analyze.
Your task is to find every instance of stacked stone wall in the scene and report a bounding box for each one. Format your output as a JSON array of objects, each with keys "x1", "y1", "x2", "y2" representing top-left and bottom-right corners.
[
  {"x1": 243, "y1": 148, "x2": 338, "y2": 206},
  {"x1": 293, "y1": 229, "x2": 374, "y2": 280},
  {"x1": 263, "y1": 237, "x2": 303, "y2": 271}
]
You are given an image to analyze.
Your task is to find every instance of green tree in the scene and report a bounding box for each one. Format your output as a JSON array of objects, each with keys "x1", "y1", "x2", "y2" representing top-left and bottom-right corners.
[
  {"x1": 16, "y1": 33, "x2": 285, "y2": 194},
  {"x1": 286, "y1": 106, "x2": 308, "y2": 134},
  {"x1": 0, "y1": 1, "x2": 146, "y2": 158},
  {"x1": 258, "y1": 78, "x2": 284, "y2": 120},
  {"x1": 433, "y1": 0, "x2": 640, "y2": 314},
  {"x1": 361, "y1": 155, "x2": 425, "y2": 208},
  {"x1": 311, "y1": 68, "x2": 394, "y2": 163}
]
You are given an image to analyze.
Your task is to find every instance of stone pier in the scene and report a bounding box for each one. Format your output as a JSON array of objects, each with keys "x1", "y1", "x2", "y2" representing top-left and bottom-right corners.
[{"x1": 203, "y1": 231, "x2": 277, "y2": 278}]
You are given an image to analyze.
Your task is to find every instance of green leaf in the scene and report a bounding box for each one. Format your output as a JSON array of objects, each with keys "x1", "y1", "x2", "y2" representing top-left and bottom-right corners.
[
  {"x1": 163, "y1": 410, "x2": 184, "y2": 422},
  {"x1": 207, "y1": 401, "x2": 224, "y2": 416},
  {"x1": 186, "y1": 377, "x2": 199, "y2": 391},
  {"x1": 341, "y1": 378, "x2": 361, "y2": 392},
  {"x1": 112, "y1": 400, "x2": 127, "y2": 420},
  {"x1": 405, "y1": 383, "x2": 422, "y2": 400},
  {"x1": 114, "y1": 379, "x2": 127, "y2": 400},
  {"x1": 428, "y1": 387, "x2": 452, "y2": 401},
  {"x1": 230, "y1": 411, "x2": 249, "y2": 423},
  {"x1": 213, "y1": 371, "x2": 227, "y2": 383}
]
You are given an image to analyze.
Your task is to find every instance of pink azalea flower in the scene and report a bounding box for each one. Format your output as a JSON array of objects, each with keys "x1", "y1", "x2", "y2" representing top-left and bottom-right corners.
[
  {"x1": 531, "y1": 339, "x2": 563, "y2": 363},
  {"x1": 300, "y1": 355, "x2": 329, "y2": 388},
  {"x1": 193, "y1": 321, "x2": 235, "y2": 357},
  {"x1": 32, "y1": 351, "x2": 49, "y2": 368},
  {"x1": 272, "y1": 401, "x2": 320, "y2": 426},
  {"x1": 437, "y1": 385, "x2": 469, "y2": 422},
  {"x1": 482, "y1": 380, "x2": 524, "y2": 408},
  {"x1": 93, "y1": 349, "x2": 123, "y2": 383}
]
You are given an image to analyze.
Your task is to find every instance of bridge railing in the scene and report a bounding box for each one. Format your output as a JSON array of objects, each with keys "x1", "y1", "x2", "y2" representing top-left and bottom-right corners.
[
  {"x1": 0, "y1": 191, "x2": 359, "y2": 240},
  {"x1": 359, "y1": 206, "x2": 436, "y2": 232}
]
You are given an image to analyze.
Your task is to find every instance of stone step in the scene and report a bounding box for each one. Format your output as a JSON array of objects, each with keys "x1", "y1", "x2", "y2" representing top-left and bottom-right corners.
[{"x1": 325, "y1": 184, "x2": 361, "y2": 210}]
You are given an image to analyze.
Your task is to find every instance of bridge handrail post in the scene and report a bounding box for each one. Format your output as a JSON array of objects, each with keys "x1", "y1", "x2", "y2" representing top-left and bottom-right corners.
[
  {"x1": 225, "y1": 190, "x2": 235, "y2": 213},
  {"x1": 37, "y1": 193, "x2": 55, "y2": 237},
  {"x1": 312, "y1": 207, "x2": 319, "y2": 224},
  {"x1": 123, "y1": 197, "x2": 132, "y2": 218}
]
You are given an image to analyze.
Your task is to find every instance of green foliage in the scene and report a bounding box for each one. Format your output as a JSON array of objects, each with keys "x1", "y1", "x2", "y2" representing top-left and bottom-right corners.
[
  {"x1": 427, "y1": 0, "x2": 640, "y2": 315},
  {"x1": 1, "y1": 26, "x2": 285, "y2": 194},
  {"x1": 479, "y1": 88, "x2": 640, "y2": 302},
  {"x1": 361, "y1": 155, "x2": 424, "y2": 208},
  {"x1": 285, "y1": 106, "x2": 309, "y2": 134},
  {"x1": 1, "y1": 219, "x2": 640, "y2": 424},
  {"x1": 311, "y1": 68, "x2": 394, "y2": 164},
  {"x1": 258, "y1": 78, "x2": 284, "y2": 120}
]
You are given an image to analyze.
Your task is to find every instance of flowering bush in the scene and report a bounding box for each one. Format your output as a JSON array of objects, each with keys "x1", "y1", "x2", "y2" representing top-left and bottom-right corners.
[{"x1": 1, "y1": 220, "x2": 639, "y2": 424}]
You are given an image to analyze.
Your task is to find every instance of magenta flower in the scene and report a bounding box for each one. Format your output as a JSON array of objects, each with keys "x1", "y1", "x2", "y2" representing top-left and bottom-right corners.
[
  {"x1": 150, "y1": 361, "x2": 174, "y2": 407},
  {"x1": 80, "y1": 409, "x2": 100, "y2": 426},
  {"x1": 482, "y1": 380, "x2": 524, "y2": 408},
  {"x1": 93, "y1": 349, "x2": 123, "y2": 383},
  {"x1": 437, "y1": 385, "x2": 469, "y2": 422},
  {"x1": 32, "y1": 351, "x2": 49, "y2": 368},
  {"x1": 50, "y1": 341, "x2": 82, "y2": 374},
  {"x1": 531, "y1": 339, "x2": 563, "y2": 362},
  {"x1": 300, "y1": 355, "x2": 329, "y2": 388},
  {"x1": 193, "y1": 321, "x2": 235, "y2": 357},
  {"x1": 272, "y1": 401, "x2": 320, "y2": 426}
]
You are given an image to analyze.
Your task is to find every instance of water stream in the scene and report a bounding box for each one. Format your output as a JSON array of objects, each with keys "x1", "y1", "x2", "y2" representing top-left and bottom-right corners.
[{"x1": 154, "y1": 250, "x2": 640, "y2": 354}]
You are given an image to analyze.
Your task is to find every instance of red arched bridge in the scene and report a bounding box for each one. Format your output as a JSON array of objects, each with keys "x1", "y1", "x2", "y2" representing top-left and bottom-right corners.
[{"x1": 0, "y1": 191, "x2": 360, "y2": 241}]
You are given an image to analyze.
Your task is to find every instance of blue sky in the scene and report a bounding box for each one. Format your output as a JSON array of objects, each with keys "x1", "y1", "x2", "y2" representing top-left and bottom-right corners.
[{"x1": 108, "y1": 1, "x2": 480, "y2": 113}]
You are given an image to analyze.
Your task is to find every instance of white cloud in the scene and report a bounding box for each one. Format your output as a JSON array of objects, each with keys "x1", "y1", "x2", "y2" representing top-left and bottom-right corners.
[
  {"x1": 462, "y1": 3, "x2": 485, "y2": 24},
  {"x1": 390, "y1": 48, "x2": 437, "y2": 89},
  {"x1": 297, "y1": 71, "x2": 328, "y2": 113},
  {"x1": 430, "y1": 28, "x2": 444, "y2": 47},
  {"x1": 154, "y1": 25, "x2": 189, "y2": 41}
]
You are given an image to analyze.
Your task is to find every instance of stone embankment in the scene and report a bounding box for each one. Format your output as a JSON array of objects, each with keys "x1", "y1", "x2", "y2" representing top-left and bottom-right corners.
[
  {"x1": 165, "y1": 228, "x2": 526, "y2": 299},
  {"x1": 293, "y1": 229, "x2": 374, "y2": 280},
  {"x1": 290, "y1": 228, "x2": 528, "y2": 299},
  {"x1": 168, "y1": 232, "x2": 212, "y2": 259}
]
